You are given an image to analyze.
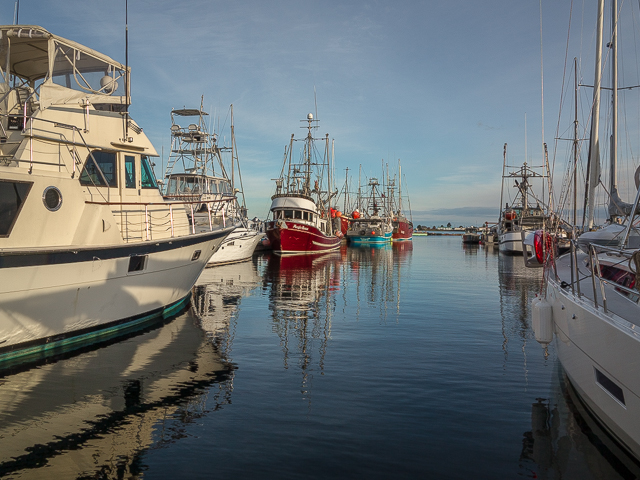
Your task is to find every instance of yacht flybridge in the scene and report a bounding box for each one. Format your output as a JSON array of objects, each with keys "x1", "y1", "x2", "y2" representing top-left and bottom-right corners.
[{"x1": 0, "y1": 26, "x2": 234, "y2": 368}]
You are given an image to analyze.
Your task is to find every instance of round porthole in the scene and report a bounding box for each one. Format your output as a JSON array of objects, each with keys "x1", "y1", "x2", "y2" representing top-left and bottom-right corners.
[{"x1": 42, "y1": 186, "x2": 62, "y2": 212}]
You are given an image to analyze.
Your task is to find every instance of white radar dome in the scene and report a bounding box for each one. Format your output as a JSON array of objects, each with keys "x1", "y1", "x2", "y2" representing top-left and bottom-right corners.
[
  {"x1": 307, "y1": 113, "x2": 313, "y2": 120},
  {"x1": 100, "y1": 76, "x2": 118, "y2": 94}
]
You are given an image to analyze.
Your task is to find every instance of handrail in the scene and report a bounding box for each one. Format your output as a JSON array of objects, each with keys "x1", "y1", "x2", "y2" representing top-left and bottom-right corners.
[
  {"x1": 85, "y1": 196, "x2": 235, "y2": 206},
  {"x1": 95, "y1": 197, "x2": 235, "y2": 242}
]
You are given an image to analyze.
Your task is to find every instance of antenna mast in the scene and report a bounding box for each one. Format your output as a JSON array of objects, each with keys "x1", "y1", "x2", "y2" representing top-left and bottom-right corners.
[{"x1": 124, "y1": 0, "x2": 130, "y2": 141}]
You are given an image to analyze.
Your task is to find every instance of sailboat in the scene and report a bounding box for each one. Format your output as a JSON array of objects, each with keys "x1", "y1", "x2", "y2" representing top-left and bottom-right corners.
[
  {"x1": 265, "y1": 113, "x2": 342, "y2": 255},
  {"x1": 0, "y1": 25, "x2": 235, "y2": 369},
  {"x1": 532, "y1": 0, "x2": 640, "y2": 460}
]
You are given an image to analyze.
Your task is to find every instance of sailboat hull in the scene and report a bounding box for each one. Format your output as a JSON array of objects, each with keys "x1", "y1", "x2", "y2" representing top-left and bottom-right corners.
[{"x1": 547, "y1": 260, "x2": 640, "y2": 460}]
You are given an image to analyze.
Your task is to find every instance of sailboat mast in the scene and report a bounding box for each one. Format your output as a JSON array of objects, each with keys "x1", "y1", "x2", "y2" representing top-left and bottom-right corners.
[
  {"x1": 587, "y1": 0, "x2": 604, "y2": 229},
  {"x1": 610, "y1": 0, "x2": 619, "y2": 219},
  {"x1": 573, "y1": 57, "x2": 578, "y2": 228},
  {"x1": 230, "y1": 104, "x2": 235, "y2": 192}
]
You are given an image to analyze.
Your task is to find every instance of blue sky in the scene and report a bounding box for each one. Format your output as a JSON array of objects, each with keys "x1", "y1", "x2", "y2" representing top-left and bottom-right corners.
[{"x1": 6, "y1": 1, "x2": 617, "y2": 226}]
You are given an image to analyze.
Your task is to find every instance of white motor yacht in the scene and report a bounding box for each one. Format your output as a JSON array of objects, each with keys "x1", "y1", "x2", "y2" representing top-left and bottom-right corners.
[{"x1": 0, "y1": 26, "x2": 234, "y2": 369}]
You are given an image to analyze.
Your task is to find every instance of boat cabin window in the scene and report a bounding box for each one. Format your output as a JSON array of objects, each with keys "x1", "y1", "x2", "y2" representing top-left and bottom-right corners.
[
  {"x1": 283, "y1": 210, "x2": 293, "y2": 219},
  {"x1": 125, "y1": 156, "x2": 136, "y2": 189},
  {"x1": 303, "y1": 212, "x2": 309, "y2": 221},
  {"x1": 219, "y1": 181, "x2": 231, "y2": 194},
  {"x1": 0, "y1": 180, "x2": 32, "y2": 237},
  {"x1": 294, "y1": 211, "x2": 302, "y2": 219},
  {"x1": 141, "y1": 156, "x2": 158, "y2": 189},
  {"x1": 80, "y1": 151, "x2": 117, "y2": 187}
]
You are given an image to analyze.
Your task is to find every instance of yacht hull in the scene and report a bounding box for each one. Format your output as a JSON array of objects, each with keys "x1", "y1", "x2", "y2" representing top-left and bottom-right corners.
[{"x1": 0, "y1": 228, "x2": 232, "y2": 368}]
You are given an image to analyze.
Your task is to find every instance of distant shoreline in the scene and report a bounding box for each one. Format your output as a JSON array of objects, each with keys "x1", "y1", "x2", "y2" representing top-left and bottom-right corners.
[{"x1": 414, "y1": 231, "x2": 463, "y2": 236}]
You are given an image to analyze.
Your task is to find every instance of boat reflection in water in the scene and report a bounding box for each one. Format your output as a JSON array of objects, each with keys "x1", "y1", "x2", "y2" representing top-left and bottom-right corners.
[
  {"x1": 520, "y1": 369, "x2": 640, "y2": 479},
  {"x1": 498, "y1": 253, "x2": 544, "y2": 358},
  {"x1": 0, "y1": 315, "x2": 233, "y2": 479},
  {"x1": 263, "y1": 243, "x2": 410, "y2": 397},
  {"x1": 264, "y1": 251, "x2": 342, "y2": 397},
  {"x1": 345, "y1": 242, "x2": 410, "y2": 322},
  {"x1": 191, "y1": 258, "x2": 263, "y2": 357}
]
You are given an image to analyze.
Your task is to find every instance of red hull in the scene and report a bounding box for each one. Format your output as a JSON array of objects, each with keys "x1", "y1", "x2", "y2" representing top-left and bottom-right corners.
[
  {"x1": 392, "y1": 219, "x2": 414, "y2": 241},
  {"x1": 266, "y1": 220, "x2": 341, "y2": 254}
]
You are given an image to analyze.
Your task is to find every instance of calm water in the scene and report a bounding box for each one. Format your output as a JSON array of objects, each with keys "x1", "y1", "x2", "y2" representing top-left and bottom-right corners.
[{"x1": 1, "y1": 237, "x2": 639, "y2": 479}]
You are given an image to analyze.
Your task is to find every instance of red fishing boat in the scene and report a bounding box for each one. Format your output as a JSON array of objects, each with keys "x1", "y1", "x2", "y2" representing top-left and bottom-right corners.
[
  {"x1": 390, "y1": 161, "x2": 414, "y2": 241},
  {"x1": 266, "y1": 114, "x2": 342, "y2": 255}
]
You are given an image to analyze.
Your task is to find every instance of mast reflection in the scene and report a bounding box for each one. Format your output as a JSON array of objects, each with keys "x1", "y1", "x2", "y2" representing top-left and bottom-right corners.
[{"x1": 264, "y1": 251, "x2": 342, "y2": 398}]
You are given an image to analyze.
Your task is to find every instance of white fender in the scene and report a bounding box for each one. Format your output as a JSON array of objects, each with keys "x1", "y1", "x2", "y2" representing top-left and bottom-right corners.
[{"x1": 532, "y1": 296, "x2": 554, "y2": 345}]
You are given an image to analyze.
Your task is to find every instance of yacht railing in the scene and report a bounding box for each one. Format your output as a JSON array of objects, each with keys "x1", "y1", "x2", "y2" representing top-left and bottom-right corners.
[
  {"x1": 559, "y1": 240, "x2": 640, "y2": 315},
  {"x1": 87, "y1": 198, "x2": 235, "y2": 242},
  {"x1": 0, "y1": 112, "x2": 112, "y2": 196}
]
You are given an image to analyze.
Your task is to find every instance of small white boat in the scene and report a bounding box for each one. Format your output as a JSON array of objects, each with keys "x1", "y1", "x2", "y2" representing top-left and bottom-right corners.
[
  {"x1": 0, "y1": 25, "x2": 234, "y2": 369},
  {"x1": 207, "y1": 226, "x2": 264, "y2": 266}
]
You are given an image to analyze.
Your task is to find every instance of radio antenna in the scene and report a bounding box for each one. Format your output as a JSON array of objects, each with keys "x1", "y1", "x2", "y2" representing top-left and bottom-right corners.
[
  {"x1": 314, "y1": 86, "x2": 318, "y2": 122},
  {"x1": 124, "y1": 0, "x2": 130, "y2": 140}
]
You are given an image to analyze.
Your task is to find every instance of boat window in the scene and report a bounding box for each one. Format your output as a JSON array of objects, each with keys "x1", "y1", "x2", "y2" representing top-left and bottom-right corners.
[
  {"x1": 128, "y1": 254, "x2": 147, "y2": 273},
  {"x1": 284, "y1": 210, "x2": 293, "y2": 219},
  {"x1": 210, "y1": 181, "x2": 219, "y2": 194},
  {"x1": 0, "y1": 180, "x2": 32, "y2": 237},
  {"x1": 165, "y1": 177, "x2": 177, "y2": 195},
  {"x1": 141, "y1": 156, "x2": 158, "y2": 189},
  {"x1": 303, "y1": 212, "x2": 309, "y2": 221},
  {"x1": 294, "y1": 210, "x2": 302, "y2": 219},
  {"x1": 309, "y1": 213, "x2": 314, "y2": 222},
  {"x1": 80, "y1": 151, "x2": 117, "y2": 187},
  {"x1": 125, "y1": 156, "x2": 136, "y2": 189},
  {"x1": 219, "y1": 181, "x2": 231, "y2": 194}
]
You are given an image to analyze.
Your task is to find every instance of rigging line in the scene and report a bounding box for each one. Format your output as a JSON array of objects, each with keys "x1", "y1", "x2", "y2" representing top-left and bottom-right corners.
[{"x1": 551, "y1": 0, "x2": 574, "y2": 205}]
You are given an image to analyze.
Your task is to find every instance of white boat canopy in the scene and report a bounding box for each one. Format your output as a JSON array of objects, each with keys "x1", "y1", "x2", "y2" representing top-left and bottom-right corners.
[{"x1": 0, "y1": 25, "x2": 129, "y2": 109}]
